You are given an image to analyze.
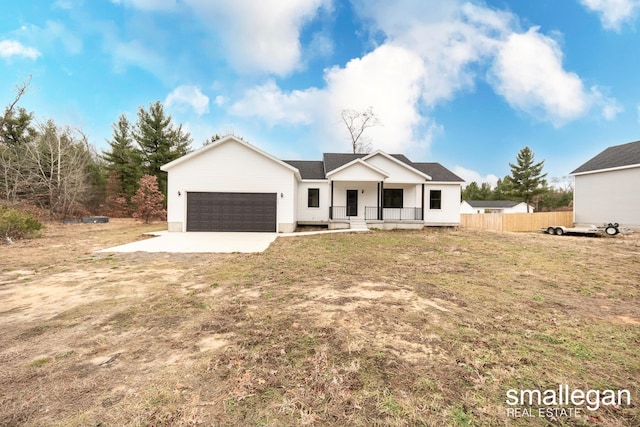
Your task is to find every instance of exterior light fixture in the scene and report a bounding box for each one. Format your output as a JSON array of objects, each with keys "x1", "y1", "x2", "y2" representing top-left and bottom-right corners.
[
  {"x1": 178, "y1": 191, "x2": 181, "y2": 196},
  {"x1": 281, "y1": 193, "x2": 284, "y2": 198}
]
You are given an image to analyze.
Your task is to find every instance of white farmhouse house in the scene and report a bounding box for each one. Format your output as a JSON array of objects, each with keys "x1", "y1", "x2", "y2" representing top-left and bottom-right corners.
[
  {"x1": 160, "y1": 135, "x2": 464, "y2": 232},
  {"x1": 460, "y1": 200, "x2": 534, "y2": 214},
  {"x1": 571, "y1": 140, "x2": 640, "y2": 229}
]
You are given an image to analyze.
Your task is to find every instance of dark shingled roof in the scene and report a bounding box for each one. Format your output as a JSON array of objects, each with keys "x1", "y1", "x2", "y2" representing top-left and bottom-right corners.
[
  {"x1": 285, "y1": 152, "x2": 463, "y2": 183},
  {"x1": 283, "y1": 160, "x2": 326, "y2": 179},
  {"x1": 571, "y1": 140, "x2": 640, "y2": 174},
  {"x1": 322, "y1": 153, "x2": 366, "y2": 173},
  {"x1": 413, "y1": 162, "x2": 465, "y2": 182},
  {"x1": 464, "y1": 200, "x2": 521, "y2": 208}
]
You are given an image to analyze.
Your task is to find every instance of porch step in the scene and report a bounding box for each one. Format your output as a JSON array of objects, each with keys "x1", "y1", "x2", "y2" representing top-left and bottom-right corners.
[{"x1": 349, "y1": 218, "x2": 369, "y2": 231}]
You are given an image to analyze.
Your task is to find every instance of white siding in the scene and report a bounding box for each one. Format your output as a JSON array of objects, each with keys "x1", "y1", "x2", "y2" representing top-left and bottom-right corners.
[
  {"x1": 297, "y1": 181, "x2": 330, "y2": 222},
  {"x1": 365, "y1": 154, "x2": 426, "y2": 183},
  {"x1": 505, "y1": 203, "x2": 533, "y2": 213},
  {"x1": 328, "y1": 162, "x2": 386, "y2": 181},
  {"x1": 425, "y1": 184, "x2": 461, "y2": 225},
  {"x1": 332, "y1": 181, "x2": 379, "y2": 218},
  {"x1": 574, "y1": 167, "x2": 640, "y2": 227},
  {"x1": 460, "y1": 201, "x2": 480, "y2": 214},
  {"x1": 165, "y1": 139, "x2": 297, "y2": 232}
]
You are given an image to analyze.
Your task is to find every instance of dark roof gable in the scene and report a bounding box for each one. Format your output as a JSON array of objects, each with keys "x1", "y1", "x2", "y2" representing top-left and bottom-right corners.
[
  {"x1": 283, "y1": 160, "x2": 326, "y2": 179},
  {"x1": 412, "y1": 163, "x2": 464, "y2": 182},
  {"x1": 571, "y1": 140, "x2": 640, "y2": 174}
]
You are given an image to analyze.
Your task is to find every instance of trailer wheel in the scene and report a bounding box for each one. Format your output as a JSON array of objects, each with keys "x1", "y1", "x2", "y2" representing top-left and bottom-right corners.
[
  {"x1": 546, "y1": 227, "x2": 555, "y2": 235},
  {"x1": 555, "y1": 227, "x2": 564, "y2": 236},
  {"x1": 613, "y1": 223, "x2": 619, "y2": 228},
  {"x1": 605, "y1": 226, "x2": 619, "y2": 236}
]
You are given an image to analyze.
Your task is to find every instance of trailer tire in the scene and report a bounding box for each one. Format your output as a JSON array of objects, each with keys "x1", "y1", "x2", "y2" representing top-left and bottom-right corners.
[
  {"x1": 613, "y1": 223, "x2": 619, "y2": 228},
  {"x1": 547, "y1": 227, "x2": 555, "y2": 235},
  {"x1": 605, "y1": 226, "x2": 618, "y2": 236},
  {"x1": 555, "y1": 227, "x2": 564, "y2": 236}
]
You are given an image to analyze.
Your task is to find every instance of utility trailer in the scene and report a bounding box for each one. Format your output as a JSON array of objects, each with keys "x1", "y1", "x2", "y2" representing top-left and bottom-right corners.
[{"x1": 544, "y1": 223, "x2": 620, "y2": 237}]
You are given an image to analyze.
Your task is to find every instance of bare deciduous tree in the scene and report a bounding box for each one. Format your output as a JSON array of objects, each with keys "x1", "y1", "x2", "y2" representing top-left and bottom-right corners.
[
  {"x1": 341, "y1": 107, "x2": 381, "y2": 154},
  {"x1": 22, "y1": 122, "x2": 94, "y2": 217},
  {"x1": 1, "y1": 75, "x2": 31, "y2": 133}
]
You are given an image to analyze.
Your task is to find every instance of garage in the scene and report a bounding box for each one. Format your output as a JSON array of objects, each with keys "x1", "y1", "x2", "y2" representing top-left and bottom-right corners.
[{"x1": 186, "y1": 192, "x2": 277, "y2": 232}]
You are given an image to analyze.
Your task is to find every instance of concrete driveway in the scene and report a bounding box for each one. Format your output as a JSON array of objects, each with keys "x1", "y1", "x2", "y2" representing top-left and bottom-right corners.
[{"x1": 97, "y1": 231, "x2": 278, "y2": 254}]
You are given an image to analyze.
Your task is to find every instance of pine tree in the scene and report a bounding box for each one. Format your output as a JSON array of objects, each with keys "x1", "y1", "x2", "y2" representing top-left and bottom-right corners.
[
  {"x1": 102, "y1": 114, "x2": 142, "y2": 198},
  {"x1": 461, "y1": 182, "x2": 481, "y2": 201},
  {"x1": 508, "y1": 147, "x2": 547, "y2": 212},
  {"x1": 133, "y1": 102, "x2": 191, "y2": 196},
  {"x1": 132, "y1": 174, "x2": 166, "y2": 223}
]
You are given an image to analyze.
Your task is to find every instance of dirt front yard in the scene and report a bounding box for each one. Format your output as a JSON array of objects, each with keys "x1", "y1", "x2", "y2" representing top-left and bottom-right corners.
[{"x1": 1, "y1": 220, "x2": 639, "y2": 426}]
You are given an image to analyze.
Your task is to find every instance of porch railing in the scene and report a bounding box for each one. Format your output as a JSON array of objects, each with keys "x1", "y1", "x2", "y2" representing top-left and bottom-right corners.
[
  {"x1": 365, "y1": 206, "x2": 423, "y2": 221},
  {"x1": 330, "y1": 206, "x2": 348, "y2": 220}
]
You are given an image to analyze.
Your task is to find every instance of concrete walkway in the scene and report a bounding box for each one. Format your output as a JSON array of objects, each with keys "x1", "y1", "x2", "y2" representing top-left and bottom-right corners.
[
  {"x1": 97, "y1": 231, "x2": 278, "y2": 254},
  {"x1": 97, "y1": 227, "x2": 369, "y2": 254}
]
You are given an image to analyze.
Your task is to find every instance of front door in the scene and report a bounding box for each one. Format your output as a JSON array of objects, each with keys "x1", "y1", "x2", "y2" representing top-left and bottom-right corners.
[{"x1": 346, "y1": 190, "x2": 358, "y2": 217}]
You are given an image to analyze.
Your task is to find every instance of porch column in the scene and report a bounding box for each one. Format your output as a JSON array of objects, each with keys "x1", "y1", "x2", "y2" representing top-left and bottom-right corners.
[
  {"x1": 380, "y1": 181, "x2": 384, "y2": 220},
  {"x1": 330, "y1": 180, "x2": 334, "y2": 220},
  {"x1": 421, "y1": 183, "x2": 425, "y2": 221},
  {"x1": 377, "y1": 182, "x2": 381, "y2": 220}
]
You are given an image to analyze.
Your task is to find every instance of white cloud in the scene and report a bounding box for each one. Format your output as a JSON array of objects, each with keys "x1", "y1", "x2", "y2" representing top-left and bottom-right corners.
[
  {"x1": 53, "y1": 0, "x2": 73, "y2": 9},
  {"x1": 579, "y1": 0, "x2": 640, "y2": 30},
  {"x1": 230, "y1": 44, "x2": 433, "y2": 153},
  {"x1": 165, "y1": 85, "x2": 210, "y2": 116},
  {"x1": 0, "y1": 40, "x2": 40, "y2": 59},
  {"x1": 43, "y1": 21, "x2": 83, "y2": 54},
  {"x1": 183, "y1": 0, "x2": 329, "y2": 75},
  {"x1": 228, "y1": 0, "x2": 618, "y2": 155},
  {"x1": 110, "y1": 0, "x2": 177, "y2": 11},
  {"x1": 594, "y1": 88, "x2": 624, "y2": 120},
  {"x1": 489, "y1": 28, "x2": 591, "y2": 127},
  {"x1": 452, "y1": 166, "x2": 499, "y2": 187}
]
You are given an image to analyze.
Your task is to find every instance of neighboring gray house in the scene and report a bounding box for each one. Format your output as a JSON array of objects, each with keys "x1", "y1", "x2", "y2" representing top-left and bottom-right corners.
[
  {"x1": 160, "y1": 135, "x2": 464, "y2": 233},
  {"x1": 571, "y1": 140, "x2": 640, "y2": 228},
  {"x1": 460, "y1": 200, "x2": 534, "y2": 214}
]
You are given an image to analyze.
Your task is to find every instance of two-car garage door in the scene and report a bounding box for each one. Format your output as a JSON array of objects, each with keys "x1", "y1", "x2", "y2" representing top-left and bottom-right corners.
[{"x1": 186, "y1": 192, "x2": 277, "y2": 232}]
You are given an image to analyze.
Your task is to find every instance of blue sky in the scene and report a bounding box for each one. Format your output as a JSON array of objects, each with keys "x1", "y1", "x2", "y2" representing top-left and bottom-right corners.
[{"x1": 2, "y1": 0, "x2": 640, "y2": 185}]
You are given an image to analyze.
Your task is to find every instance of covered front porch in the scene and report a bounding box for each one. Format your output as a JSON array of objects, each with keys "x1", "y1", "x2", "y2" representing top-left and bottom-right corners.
[
  {"x1": 328, "y1": 180, "x2": 426, "y2": 226},
  {"x1": 324, "y1": 154, "x2": 429, "y2": 230}
]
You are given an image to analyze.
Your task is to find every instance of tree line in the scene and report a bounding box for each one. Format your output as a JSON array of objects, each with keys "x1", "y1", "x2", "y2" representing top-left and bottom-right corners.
[
  {"x1": 461, "y1": 147, "x2": 573, "y2": 212},
  {"x1": 1, "y1": 79, "x2": 194, "y2": 220}
]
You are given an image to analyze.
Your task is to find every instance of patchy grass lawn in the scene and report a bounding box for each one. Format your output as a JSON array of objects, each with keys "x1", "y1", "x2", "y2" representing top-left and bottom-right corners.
[{"x1": 0, "y1": 220, "x2": 638, "y2": 426}]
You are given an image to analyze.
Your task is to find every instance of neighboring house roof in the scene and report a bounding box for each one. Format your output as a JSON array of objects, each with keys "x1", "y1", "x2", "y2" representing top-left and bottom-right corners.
[
  {"x1": 571, "y1": 140, "x2": 640, "y2": 174},
  {"x1": 283, "y1": 160, "x2": 325, "y2": 179},
  {"x1": 413, "y1": 163, "x2": 465, "y2": 182},
  {"x1": 464, "y1": 200, "x2": 522, "y2": 208}
]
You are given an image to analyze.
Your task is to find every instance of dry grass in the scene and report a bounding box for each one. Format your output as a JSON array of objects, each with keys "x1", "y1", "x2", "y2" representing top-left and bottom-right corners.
[{"x1": 0, "y1": 220, "x2": 638, "y2": 426}]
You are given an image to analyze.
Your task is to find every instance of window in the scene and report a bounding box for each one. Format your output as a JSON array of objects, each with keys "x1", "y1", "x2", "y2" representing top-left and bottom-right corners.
[
  {"x1": 429, "y1": 190, "x2": 442, "y2": 210},
  {"x1": 308, "y1": 188, "x2": 320, "y2": 208},
  {"x1": 383, "y1": 188, "x2": 403, "y2": 208}
]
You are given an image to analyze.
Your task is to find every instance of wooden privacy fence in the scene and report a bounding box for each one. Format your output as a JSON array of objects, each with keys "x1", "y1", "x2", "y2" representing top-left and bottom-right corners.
[{"x1": 460, "y1": 211, "x2": 573, "y2": 232}]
